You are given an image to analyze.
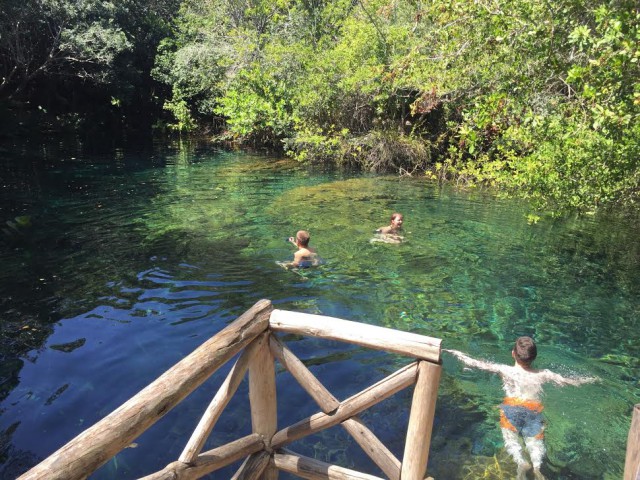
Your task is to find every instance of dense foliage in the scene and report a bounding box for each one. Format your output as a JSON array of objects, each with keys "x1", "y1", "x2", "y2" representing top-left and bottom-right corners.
[
  {"x1": 2, "y1": 0, "x2": 638, "y2": 215},
  {"x1": 0, "y1": 0, "x2": 180, "y2": 136},
  {"x1": 152, "y1": 0, "x2": 638, "y2": 215}
]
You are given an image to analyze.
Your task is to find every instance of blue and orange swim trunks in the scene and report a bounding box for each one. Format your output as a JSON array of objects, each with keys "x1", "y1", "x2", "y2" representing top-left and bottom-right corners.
[{"x1": 499, "y1": 397, "x2": 545, "y2": 439}]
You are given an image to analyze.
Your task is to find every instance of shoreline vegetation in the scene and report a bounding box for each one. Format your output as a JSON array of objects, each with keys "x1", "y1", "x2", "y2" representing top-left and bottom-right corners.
[{"x1": 1, "y1": 0, "x2": 638, "y2": 217}]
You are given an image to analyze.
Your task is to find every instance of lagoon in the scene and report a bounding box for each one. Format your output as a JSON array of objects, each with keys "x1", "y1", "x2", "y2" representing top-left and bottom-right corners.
[{"x1": 0, "y1": 141, "x2": 637, "y2": 478}]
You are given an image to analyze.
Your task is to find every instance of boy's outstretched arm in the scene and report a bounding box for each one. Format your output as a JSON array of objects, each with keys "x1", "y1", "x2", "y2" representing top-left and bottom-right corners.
[
  {"x1": 444, "y1": 349, "x2": 505, "y2": 374},
  {"x1": 541, "y1": 370, "x2": 599, "y2": 387}
]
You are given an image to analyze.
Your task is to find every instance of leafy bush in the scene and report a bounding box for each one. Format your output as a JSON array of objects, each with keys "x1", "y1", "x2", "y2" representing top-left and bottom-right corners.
[{"x1": 150, "y1": 0, "x2": 639, "y2": 215}]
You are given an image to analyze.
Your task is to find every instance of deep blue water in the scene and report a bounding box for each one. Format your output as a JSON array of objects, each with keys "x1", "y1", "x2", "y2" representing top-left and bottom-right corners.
[{"x1": 0, "y1": 141, "x2": 637, "y2": 479}]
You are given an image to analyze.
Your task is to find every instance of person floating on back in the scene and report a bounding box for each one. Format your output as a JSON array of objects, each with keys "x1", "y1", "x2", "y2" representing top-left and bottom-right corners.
[
  {"x1": 371, "y1": 212, "x2": 404, "y2": 244},
  {"x1": 282, "y1": 230, "x2": 319, "y2": 269},
  {"x1": 445, "y1": 337, "x2": 598, "y2": 480}
]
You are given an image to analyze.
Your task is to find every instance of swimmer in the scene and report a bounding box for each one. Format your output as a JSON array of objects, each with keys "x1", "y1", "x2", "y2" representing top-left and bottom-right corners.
[
  {"x1": 371, "y1": 212, "x2": 404, "y2": 244},
  {"x1": 376, "y1": 212, "x2": 403, "y2": 234},
  {"x1": 281, "y1": 230, "x2": 319, "y2": 269},
  {"x1": 445, "y1": 337, "x2": 598, "y2": 479}
]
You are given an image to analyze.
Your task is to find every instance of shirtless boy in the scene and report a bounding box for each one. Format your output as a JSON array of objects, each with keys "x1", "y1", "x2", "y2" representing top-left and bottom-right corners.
[
  {"x1": 285, "y1": 230, "x2": 318, "y2": 268},
  {"x1": 446, "y1": 337, "x2": 597, "y2": 479}
]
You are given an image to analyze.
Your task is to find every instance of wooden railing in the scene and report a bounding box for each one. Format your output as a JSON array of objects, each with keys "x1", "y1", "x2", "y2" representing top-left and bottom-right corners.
[
  {"x1": 625, "y1": 404, "x2": 640, "y2": 480},
  {"x1": 18, "y1": 299, "x2": 442, "y2": 480}
]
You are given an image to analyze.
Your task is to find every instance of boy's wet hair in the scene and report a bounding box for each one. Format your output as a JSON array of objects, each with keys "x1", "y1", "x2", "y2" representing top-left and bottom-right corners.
[
  {"x1": 296, "y1": 230, "x2": 310, "y2": 247},
  {"x1": 513, "y1": 336, "x2": 537, "y2": 366},
  {"x1": 391, "y1": 212, "x2": 403, "y2": 221}
]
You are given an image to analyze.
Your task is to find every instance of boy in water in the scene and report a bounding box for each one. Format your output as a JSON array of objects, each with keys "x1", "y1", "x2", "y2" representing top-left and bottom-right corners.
[
  {"x1": 445, "y1": 337, "x2": 597, "y2": 480},
  {"x1": 285, "y1": 230, "x2": 319, "y2": 268}
]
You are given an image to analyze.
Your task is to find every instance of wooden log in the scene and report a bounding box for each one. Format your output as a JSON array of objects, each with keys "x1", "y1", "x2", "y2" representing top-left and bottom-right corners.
[
  {"x1": 269, "y1": 310, "x2": 441, "y2": 362},
  {"x1": 270, "y1": 336, "x2": 401, "y2": 479},
  {"x1": 249, "y1": 333, "x2": 278, "y2": 442},
  {"x1": 18, "y1": 299, "x2": 273, "y2": 480},
  {"x1": 269, "y1": 335, "x2": 340, "y2": 413},
  {"x1": 140, "y1": 433, "x2": 265, "y2": 480},
  {"x1": 249, "y1": 332, "x2": 278, "y2": 480},
  {"x1": 180, "y1": 333, "x2": 268, "y2": 463},
  {"x1": 273, "y1": 449, "x2": 384, "y2": 480},
  {"x1": 272, "y1": 363, "x2": 418, "y2": 449},
  {"x1": 231, "y1": 451, "x2": 271, "y2": 480},
  {"x1": 341, "y1": 417, "x2": 400, "y2": 480},
  {"x1": 624, "y1": 404, "x2": 640, "y2": 480},
  {"x1": 401, "y1": 361, "x2": 441, "y2": 480}
]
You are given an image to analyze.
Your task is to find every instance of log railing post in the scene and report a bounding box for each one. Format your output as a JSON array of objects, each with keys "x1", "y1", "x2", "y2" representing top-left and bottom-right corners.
[
  {"x1": 625, "y1": 404, "x2": 640, "y2": 480},
  {"x1": 249, "y1": 332, "x2": 278, "y2": 479},
  {"x1": 400, "y1": 360, "x2": 441, "y2": 480}
]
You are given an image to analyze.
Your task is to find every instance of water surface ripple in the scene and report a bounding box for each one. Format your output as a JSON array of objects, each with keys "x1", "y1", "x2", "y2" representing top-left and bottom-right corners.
[{"x1": 0, "y1": 144, "x2": 637, "y2": 479}]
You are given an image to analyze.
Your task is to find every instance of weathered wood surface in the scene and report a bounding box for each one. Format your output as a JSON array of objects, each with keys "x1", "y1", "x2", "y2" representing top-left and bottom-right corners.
[
  {"x1": 272, "y1": 362, "x2": 418, "y2": 448},
  {"x1": 274, "y1": 449, "x2": 384, "y2": 480},
  {"x1": 180, "y1": 333, "x2": 267, "y2": 463},
  {"x1": 341, "y1": 417, "x2": 401, "y2": 480},
  {"x1": 269, "y1": 335, "x2": 340, "y2": 413},
  {"x1": 625, "y1": 404, "x2": 640, "y2": 480},
  {"x1": 249, "y1": 332, "x2": 278, "y2": 480},
  {"x1": 269, "y1": 309, "x2": 441, "y2": 362},
  {"x1": 231, "y1": 451, "x2": 271, "y2": 480},
  {"x1": 18, "y1": 299, "x2": 273, "y2": 480},
  {"x1": 401, "y1": 360, "x2": 441, "y2": 480},
  {"x1": 270, "y1": 335, "x2": 400, "y2": 479},
  {"x1": 140, "y1": 433, "x2": 265, "y2": 480}
]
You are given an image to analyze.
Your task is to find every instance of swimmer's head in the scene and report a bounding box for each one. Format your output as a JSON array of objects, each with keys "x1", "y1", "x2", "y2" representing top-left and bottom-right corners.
[
  {"x1": 513, "y1": 336, "x2": 537, "y2": 367},
  {"x1": 390, "y1": 213, "x2": 403, "y2": 228},
  {"x1": 296, "y1": 230, "x2": 310, "y2": 247}
]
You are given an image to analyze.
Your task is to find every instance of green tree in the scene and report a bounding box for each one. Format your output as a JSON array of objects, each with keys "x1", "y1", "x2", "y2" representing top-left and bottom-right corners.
[
  {"x1": 0, "y1": 0, "x2": 181, "y2": 138},
  {"x1": 150, "y1": 0, "x2": 639, "y2": 213},
  {"x1": 0, "y1": 0, "x2": 131, "y2": 100}
]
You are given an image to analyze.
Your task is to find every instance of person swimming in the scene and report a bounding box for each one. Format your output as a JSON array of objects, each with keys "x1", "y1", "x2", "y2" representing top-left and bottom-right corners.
[
  {"x1": 446, "y1": 337, "x2": 598, "y2": 479},
  {"x1": 371, "y1": 212, "x2": 405, "y2": 244},
  {"x1": 281, "y1": 230, "x2": 320, "y2": 269},
  {"x1": 376, "y1": 212, "x2": 404, "y2": 235}
]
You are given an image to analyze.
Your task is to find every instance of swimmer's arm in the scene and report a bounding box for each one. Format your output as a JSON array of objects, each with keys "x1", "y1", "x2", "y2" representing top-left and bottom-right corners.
[
  {"x1": 541, "y1": 370, "x2": 600, "y2": 386},
  {"x1": 444, "y1": 349, "x2": 505, "y2": 374}
]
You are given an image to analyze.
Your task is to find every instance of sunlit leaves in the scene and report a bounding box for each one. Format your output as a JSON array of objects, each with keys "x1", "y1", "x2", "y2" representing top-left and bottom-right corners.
[{"x1": 150, "y1": 0, "x2": 639, "y2": 214}]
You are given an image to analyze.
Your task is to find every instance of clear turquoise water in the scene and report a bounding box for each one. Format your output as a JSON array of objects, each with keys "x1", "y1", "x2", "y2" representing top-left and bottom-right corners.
[{"x1": 0, "y1": 142, "x2": 637, "y2": 479}]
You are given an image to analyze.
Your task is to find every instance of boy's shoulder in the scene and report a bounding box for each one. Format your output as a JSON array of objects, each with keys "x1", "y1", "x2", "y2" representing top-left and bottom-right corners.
[
  {"x1": 511, "y1": 366, "x2": 564, "y2": 384},
  {"x1": 294, "y1": 247, "x2": 314, "y2": 258}
]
